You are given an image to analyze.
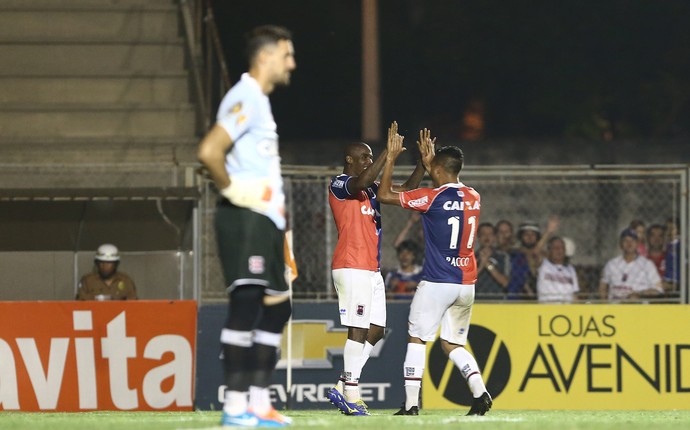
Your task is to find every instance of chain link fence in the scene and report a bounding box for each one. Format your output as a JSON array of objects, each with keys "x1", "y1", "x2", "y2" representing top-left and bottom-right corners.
[
  {"x1": 198, "y1": 165, "x2": 688, "y2": 304},
  {"x1": 1, "y1": 162, "x2": 686, "y2": 304}
]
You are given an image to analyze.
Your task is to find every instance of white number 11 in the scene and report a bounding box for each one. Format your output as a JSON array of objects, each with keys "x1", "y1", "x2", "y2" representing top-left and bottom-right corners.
[{"x1": 448, "y1": 215, "x2": 476, "y2": 249}]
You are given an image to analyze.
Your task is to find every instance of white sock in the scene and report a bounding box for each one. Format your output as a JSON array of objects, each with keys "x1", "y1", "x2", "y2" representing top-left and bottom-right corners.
[
  {"x1": 448, "y1": 347, "x2": 487, "y2": 397},
  {"x1": 360, "y1": 341, "x2": 375, "y2": 370},
  {"x1": 223, "y1": 390, "x2": 248, "y2": 415},
  {"x1": 403, "y1": 343, "x2": 426, "y2": 409},
  {"x1": 405, "y1": 385, "x2": 420, "y2": 409},
  {"x1": 248, "y1": 386, "x2": 271, "y2": 415},
  {"x1": 335, "y1": 374, "x2": 344, "y2": 392},
  {"x1": 344, "y1": 385, "x2": 360, "y2": 402},
  {"x1": 343, "y1": 339, "x2": 364, "y2": 402}
]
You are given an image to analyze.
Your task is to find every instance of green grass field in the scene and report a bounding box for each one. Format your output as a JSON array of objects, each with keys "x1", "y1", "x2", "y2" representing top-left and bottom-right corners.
[{"x1": 2, "y1": 410, "x2": 690, "y2": 430}]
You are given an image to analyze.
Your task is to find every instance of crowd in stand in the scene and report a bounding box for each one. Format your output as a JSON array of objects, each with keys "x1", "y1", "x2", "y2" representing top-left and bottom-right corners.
[{"x1": 385, "y1": 214, "x2": 682, "y2": 303}]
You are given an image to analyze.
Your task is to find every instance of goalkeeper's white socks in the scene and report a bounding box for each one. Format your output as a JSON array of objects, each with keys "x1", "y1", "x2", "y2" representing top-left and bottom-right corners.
[
  {"x1": 223, "y1": 390, "x2": 248, "y2": 416},
  {"x1": 248, "y1": 385, "x2": 271, "y2": 415}
]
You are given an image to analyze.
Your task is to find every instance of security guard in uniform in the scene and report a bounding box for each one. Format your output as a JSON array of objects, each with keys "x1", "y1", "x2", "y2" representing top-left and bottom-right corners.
[{"x1": 76, "y1": 244, "x2": 137, "y2": 300}]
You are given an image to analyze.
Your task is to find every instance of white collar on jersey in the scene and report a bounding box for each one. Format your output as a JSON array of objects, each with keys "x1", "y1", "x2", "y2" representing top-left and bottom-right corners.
[
  {"x1": 240, "y1": 72, "x2": 263, "y2": 93},
  {"x1": 436, "y1": 182, "x2": 465, "y2": 189}
]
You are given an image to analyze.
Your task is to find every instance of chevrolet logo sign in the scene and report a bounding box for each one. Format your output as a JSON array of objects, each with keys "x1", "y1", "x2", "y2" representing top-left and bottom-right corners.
[{"x1": 277, "y1": 320, "x2": 390, "y2": 369}]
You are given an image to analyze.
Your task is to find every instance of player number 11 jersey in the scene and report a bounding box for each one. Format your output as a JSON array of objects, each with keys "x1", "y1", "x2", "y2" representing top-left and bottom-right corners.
[{"x1": 399, "y1": 183, "x2": 480, "y2": 284}]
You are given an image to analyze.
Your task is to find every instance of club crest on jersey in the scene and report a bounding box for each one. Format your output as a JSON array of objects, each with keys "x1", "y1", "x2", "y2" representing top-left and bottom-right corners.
[
  {"x1": 407, "y1": 196, "x2": 429, "y2": 208},
  {"x1": 457, "y1": 190, "x2": 464, "y2": 197},
  {"x1": 443, "y1": 200, "x2": 480, "y2": 211},
  {"x1": 248, "y1": 256, "x2": 265, "y2": 274},
  {"x1": 231, "y1": 102, "x2": 242, "y2": 113}
]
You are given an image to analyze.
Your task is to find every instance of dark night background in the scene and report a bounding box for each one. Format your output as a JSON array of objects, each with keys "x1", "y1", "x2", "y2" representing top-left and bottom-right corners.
[{"x1": 212, "y1": 0, "x2": 690, "y2": 164}]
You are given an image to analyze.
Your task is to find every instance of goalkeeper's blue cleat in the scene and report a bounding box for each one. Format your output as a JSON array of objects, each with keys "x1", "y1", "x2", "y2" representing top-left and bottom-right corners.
[
  {"x1": 221, "y1": 411, "x2": 259, "y2": 427},
  {"x1": 250, "y1": 407, "x2": 292, "y2": 427}
]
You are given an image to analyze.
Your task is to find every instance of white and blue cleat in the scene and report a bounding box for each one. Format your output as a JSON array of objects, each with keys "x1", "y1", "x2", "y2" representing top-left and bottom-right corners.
[
  {"x1": 326, "y1": 387, "x2": 370, "y2": 416},
  {"x1": 221, "y1": 408, "x2": 292, "y2": 428}
]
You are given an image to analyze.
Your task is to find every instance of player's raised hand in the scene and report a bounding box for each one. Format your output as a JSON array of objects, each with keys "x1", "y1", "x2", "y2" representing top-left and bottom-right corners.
[
  {"x1": 388, "y1": 120, "x2": 398, "y2": 138},
  {"x1": 386, "y1": 121, "x2": 406, "y2": 160},
  {"x1": 417, "y1": 128, "x2": 436, "y2": 170}
]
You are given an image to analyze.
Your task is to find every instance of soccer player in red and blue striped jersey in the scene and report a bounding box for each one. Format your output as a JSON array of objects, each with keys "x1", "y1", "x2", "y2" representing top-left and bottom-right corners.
[
  {"x1": 327, "y1": 121, "x2": 426, "y2": 415},
  {"x1": 377, "y1": 127, "x2": 492, "y2": 416}
]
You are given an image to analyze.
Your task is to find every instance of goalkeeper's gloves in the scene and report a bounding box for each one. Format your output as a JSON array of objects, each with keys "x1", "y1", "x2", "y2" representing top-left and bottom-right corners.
[{"x1": 221, "y1": 177, "x2": 272, "y2": 211}]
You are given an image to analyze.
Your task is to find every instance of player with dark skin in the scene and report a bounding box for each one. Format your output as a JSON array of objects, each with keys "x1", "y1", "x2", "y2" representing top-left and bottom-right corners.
[
  {"x1": 327, "y1": 121, "x2": 428, "y2": 415},
  {"x1": 338, "y1": 122, "x2": 425, "y2": 350}
]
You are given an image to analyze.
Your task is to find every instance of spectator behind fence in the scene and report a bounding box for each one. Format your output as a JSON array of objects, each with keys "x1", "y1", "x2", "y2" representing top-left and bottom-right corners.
[
  {"x1": 76, "y1": 243, "x2": 137, "y2": 300},
  {"x1": 645, "y1": 224, "x2": 666, "y2": 278},
  {"x1": 663, "y1": 218, "x2": 680, "y2": 295},
  {"x1": 385, "y1": 240, "x2": 423, "y2": 299},
  {"x1": 506, "y1": 217, "x2": 558, "y2": 300},
  {"x1": 507, "y1": 221, "x2": 544, "y2": 300},
  {"x1": 495, "y1": 219, "x2": 516, "y2": 255},
  {"x1": 475, "y1": 223, "x2": 510, "y2": 300},
  {"x1": 393, "y1": 211, "x2": 425, "y2": 249},
  {"x1": 629, "y1": 219, "x2": 648, "y2": 257},
  {"x1": 495, "y1": 219, "x2": 521, "y2": 295},
  {"x1": 506, "y1": 222, "x2": 537, "y2": 300},
  {"x1": 537, "y1": 236, "x2": 579, "y2": 303},
  {"x1": 598, "y1": 228, "x2": 663, "y2": 302}
]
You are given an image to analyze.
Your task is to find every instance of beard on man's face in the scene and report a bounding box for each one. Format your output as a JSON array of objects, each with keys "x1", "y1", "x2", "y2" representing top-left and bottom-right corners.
[{"x1": 521, "y1": 241, "x2": 537, "y2": 249}]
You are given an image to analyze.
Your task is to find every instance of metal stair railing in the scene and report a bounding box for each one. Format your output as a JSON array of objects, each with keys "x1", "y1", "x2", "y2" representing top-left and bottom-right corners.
[{"x1": 177, "y1": 0, "x2": 231, "y2": 134}]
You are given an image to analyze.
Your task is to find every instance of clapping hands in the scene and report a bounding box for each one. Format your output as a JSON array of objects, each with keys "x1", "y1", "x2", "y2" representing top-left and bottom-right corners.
[
  {"x1": 386, "y1": 121, "x2": 405, "y2": 160},
  {"x1": 386, "y1": 123, "x2": 436, "y2": 172},
  {"x1": 417, "y1": 128, "x2": 436, "y2": 171}
]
